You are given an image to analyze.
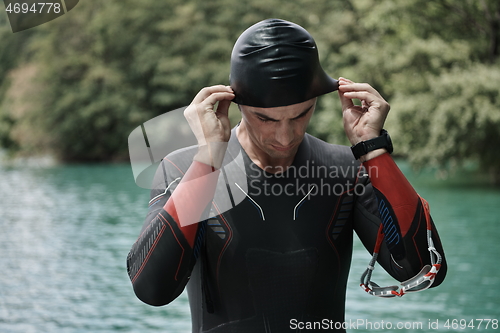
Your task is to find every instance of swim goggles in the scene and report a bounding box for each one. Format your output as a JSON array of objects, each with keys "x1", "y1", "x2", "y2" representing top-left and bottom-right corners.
[{"x1": 360, "y1": 196, "x2": 442, "y2": 297}]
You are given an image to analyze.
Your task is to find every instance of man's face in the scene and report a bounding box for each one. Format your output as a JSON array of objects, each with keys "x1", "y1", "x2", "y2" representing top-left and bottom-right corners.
[{"x1": 239, "y1": 98, "x2": 317, "y2": 161}]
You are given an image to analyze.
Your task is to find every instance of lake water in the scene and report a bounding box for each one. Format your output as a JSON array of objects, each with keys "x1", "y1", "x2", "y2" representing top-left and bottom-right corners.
[{"x1": 0, "y1": 161, "x2": 499, "y2": 332}]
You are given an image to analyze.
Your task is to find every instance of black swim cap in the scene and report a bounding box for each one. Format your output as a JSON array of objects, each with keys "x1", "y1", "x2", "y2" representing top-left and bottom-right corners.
[{"x1": 230, "y1": 18, "x2": 338, "y2": 108}]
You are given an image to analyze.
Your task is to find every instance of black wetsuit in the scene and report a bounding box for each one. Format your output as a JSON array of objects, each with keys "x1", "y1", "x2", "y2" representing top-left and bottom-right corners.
[{"x1": 127, "y1": 127, "x2": 447, "y2": 332}]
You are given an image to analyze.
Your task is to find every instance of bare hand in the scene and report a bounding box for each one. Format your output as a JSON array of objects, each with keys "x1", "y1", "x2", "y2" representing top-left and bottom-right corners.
[
  {"x1": 338, "y1": 77, "x2": 390, "y2": 145},
  {"x1": 184, "y1": 85, "x2": 234, "y2": 145},
  {"x1": 184, "y1": 85, "x2": 234, "y2": 168}
]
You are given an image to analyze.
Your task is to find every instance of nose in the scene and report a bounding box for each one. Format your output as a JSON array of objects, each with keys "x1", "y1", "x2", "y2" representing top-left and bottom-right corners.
[{"x1": 275, "y1": 121, "x2": 294, "y2": 147}]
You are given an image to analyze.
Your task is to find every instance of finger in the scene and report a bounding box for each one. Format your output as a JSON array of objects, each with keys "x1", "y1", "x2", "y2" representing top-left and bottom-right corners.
[
  {"x1": 218, "y1": 113, "x2": 232, "y2": 138},
  {"x1": 216, "y1": 99, "x2": 231, "y2": 118},
  {"x1": 202, "y1": 92, "x2": 235, "y2": 110},
  {"x1": 361, "y1": 100, "x2": 370, "y2": 111},
  {"x1": 193, "y1": 85, "x2": 234, "y2": 104},
  {"x1": 342, "y1": 91, "x2": 376, "y2": 105},
  {"x1": 339, "y1": 82, "x2": 382, "y2": 99},
  {"x1": 338, "y1": 88, "x2": 355, "y2": 112},
  {"x1": 339, "y1": 77, "x2": 354, "y2": 84}
]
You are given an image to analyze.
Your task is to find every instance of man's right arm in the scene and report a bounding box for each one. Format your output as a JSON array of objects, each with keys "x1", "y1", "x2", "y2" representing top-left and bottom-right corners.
[
  {"x1": 126, "y1": 85, "x2": 235, "y2": 306},
  {"x1": 126, "y1": 157, "x2": 220, "y2": 306}
]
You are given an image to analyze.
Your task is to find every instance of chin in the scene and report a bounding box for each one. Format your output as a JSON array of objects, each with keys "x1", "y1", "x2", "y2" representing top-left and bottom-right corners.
[{"x1": 265, "y1": 146, "x2": 298, "y2": 160}]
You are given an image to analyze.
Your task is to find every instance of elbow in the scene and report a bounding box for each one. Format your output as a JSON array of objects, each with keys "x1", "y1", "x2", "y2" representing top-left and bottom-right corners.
[
  {"x1": 132, "y1": 279, "x2": 183, "y2": 307},
  {"x1": 126, "y1": 247, "x2": 182, "y2": 306},
  {"x1": 127, "y1": 262, "x2": 189, "y2": 306},
  {"x1": 134, "y1": 291, "x2": 171, "y2": 307},
  {"x1": 128, "y1": 260, "x2": 180, "y2": 306}
]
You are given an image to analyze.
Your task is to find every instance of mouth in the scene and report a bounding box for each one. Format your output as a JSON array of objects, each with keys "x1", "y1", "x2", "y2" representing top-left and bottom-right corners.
[{"x1": 271, "y1": 144, "x2": 294, "y2": 152}]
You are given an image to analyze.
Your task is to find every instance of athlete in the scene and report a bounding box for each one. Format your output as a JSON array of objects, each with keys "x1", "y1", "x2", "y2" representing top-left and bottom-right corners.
[{"x1": 127, "y1": 19, "x2": 447, "y2": 332}]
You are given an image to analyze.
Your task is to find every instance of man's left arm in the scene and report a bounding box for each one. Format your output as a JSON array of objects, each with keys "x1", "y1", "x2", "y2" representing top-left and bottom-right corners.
[
  {"x1": 359, "y1": 152, "x2": 447, "y2": 285},
  {"x1": 339, "y1": 77, "x2": 447, "y2": 285}
]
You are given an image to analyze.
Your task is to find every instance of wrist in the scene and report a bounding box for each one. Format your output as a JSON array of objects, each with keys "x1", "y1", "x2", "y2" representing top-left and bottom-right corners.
[
  {"x1": 354, "y1": 132, "x2": 379, "y2": 144},
  {"x1": 359, "y1": 149, "x2": 388, "y2": 163},
  {"x1": 194, "y1": 142, "x2": 228, "y2": 169},
  {"x1": 350, "y1": 129, "x2": 393, "y2": 160}
]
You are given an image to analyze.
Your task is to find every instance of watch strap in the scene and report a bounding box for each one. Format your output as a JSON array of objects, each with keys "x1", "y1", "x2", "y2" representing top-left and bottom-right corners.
[{"x1": 351, "y1": 130, "x2": 392, "y2": 160}]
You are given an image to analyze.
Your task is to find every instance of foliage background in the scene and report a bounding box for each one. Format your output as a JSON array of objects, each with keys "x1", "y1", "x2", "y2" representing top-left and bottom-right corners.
[{"x1": 0, "y1": 0, "x2": 499, "y2": 183}]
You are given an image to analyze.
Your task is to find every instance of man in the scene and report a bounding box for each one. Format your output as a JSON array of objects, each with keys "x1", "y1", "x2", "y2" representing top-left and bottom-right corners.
[{"x1": 127, "y1": 19, "x2": 447, "y2": 332}]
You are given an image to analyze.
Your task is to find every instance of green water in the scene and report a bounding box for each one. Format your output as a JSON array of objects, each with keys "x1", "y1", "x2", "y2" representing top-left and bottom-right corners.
[{"x1": 0, "y1": 162, "x2": 499, "y2": 332}]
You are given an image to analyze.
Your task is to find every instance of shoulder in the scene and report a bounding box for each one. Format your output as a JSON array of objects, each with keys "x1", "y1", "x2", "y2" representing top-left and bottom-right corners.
[
  {"x1": 149, "y1": 145, "x2": 197, "y2": 191},
  {"x1": 304, "y1": 133, "x2": 357, "y2": 167},
  {"x1": 303, "y1": 134, "x2": 369, "y2": 187}
]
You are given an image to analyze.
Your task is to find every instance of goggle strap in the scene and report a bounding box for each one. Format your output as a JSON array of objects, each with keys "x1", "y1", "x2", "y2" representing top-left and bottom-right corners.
[
  {"x1": 374, "y1": 224, "x2": 385, "y2": 253},
  {"x1": 366, "y1": 252, "x2": 378, "y2": 281},
  {"x1": 360, "y1": 195, "x2": 444, "y2": 297},
  {"x1": 360, "y1": 251, "x2": 378, "y2": 287},
  {"x1": 421, "y1": 196, "x2": 443, "y2": 266},
  {"x1": 362, "y1": 224, "x2": 384, "y2": 287},
  {"x1": 427, "y1": 229, "x2": 442, "y2": 266}
]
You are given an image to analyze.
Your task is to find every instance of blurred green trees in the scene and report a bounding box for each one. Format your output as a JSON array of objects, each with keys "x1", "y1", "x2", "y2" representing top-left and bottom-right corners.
[
  {"x1": 0, "y1": 0, "x2": 499, "y2": 182},
  {"x1": 310, "y1": 0, "x2": 500, "y2": 183}
]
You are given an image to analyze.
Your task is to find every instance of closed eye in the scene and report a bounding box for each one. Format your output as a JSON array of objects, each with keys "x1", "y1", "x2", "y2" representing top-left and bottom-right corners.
[
  {"x1": 291, "y1": 105, "x2": 313, "y2": 120},
  {"x1": 292, "y1": 113, "x2": 306, "y2": 120},
  {"x1": 257, "y1": 116, "x2": 276, "y2": 123}
]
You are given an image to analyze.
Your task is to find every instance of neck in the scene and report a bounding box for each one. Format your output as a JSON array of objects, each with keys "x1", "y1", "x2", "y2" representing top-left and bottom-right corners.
[{"x1": 236, "y1": 122, "x2": 296, "y2": 174}]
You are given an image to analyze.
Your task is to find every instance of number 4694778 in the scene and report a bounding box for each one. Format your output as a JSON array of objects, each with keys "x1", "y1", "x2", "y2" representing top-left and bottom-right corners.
[
  {"x1": 5, "y1": 2, "x2": 62, "y2": 14},
  {"x1": 444, "y1": 319, "x2": 498, "y2": 330}
]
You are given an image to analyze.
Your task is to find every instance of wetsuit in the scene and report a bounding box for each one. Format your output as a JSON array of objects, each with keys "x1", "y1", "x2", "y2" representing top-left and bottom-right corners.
[{"x1": 127, "y1": 127, "x2": 447, "y2": 332}]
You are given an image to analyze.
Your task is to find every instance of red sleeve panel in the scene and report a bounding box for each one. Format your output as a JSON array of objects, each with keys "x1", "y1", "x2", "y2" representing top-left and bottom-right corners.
[
  {"x1": 164, "y1": 160, "x2": 220, "y2": 247},
  {"x1": 363, "y1": 153, "x2": 418, "y2": 238}
]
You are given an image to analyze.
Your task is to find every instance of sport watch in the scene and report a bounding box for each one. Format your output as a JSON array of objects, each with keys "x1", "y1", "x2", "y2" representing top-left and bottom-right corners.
[{"x1": 350, "y1": 129, "x2": 393, "y2": 160}]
